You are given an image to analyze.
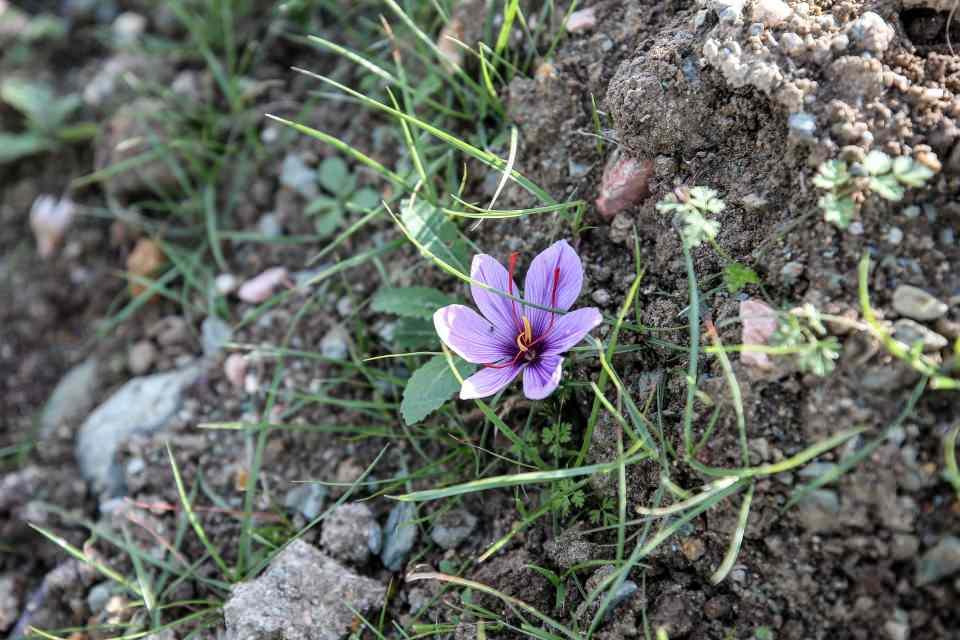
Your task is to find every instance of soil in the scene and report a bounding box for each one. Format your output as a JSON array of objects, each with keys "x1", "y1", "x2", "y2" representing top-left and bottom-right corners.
[{"x1": 2, "y1": 0, "x2": 959, "y2": 639}]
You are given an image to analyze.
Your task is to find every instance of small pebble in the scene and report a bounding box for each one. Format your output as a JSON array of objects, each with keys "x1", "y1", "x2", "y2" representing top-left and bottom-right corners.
[
  {"x1": 780, "y1": 261, "x2": 805, "y2": 284},
  {"x1": 566, "y1": 7, "x2": 597, "y2": 33},
  {"x1": 223, "y1": 353, "x2": 247, "y2": 389},
  {"x1": 847, "y1": 12, "x2": 895, "y2": 55},
  {"x1": 892, "y1": 285, "x2": 948, "y2": 321},
  {"x1": 740, "y1": 299, "x2": 778, "y2": 369},
  {"x1": 257, "y1": 213, "x2": 282, "y2": 238},
  {"x1": 751, "y1": 0, "x2": 791, "y2": 28},
  {"x1": 321, "y1": 502, "x2": 382, "y2": 564},
  {"x1": 916, "y1": 536, "x2": 960, "y2": 585},
  {"x1": 893, "y1": 319, "x2": 948, "y2": 352},
  {"x1": 595, "y1": 152, "x2": 654, "y2": 219},
  {"x1": 201, "y1": 315, "x2": 233, "y2": 358},
  {"x1": 29, "y1": 195, "x2": 77, "y2": 259},
  {"x1": 237, "y1": 267, "x2": 289, "y2": 303},
  {"x1": 430, "y1": 508, "x2": 478, "y2": 550},
  {"x1": 381, "y1": 502, "x2": 418, "y2": 572},
  {"x1": 321, "y1": 325, "x2": 351, "y2": 360},
  {"x1": 787, "y1": 112, "x2": 816, "y2": 138},
  {"x1": 885, "y1": 227, "x2": 903, "y2": 245},
  {"x1": 215, "y1": 273, "x2": 238, "y2": 296},
  {"x1": 128, "y1": 341, "x2": 157, "y2": 375},
  {"x1": 591, "y1": 289, "x2": 612, "y2": 306},
  {"x1": 284, "y1": 483, "x2": 328, "y2": 521}
]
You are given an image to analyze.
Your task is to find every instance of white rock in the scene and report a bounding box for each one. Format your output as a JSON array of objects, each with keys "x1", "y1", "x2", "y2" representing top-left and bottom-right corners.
[
  {"x1": 751, "y1": 0, "x2": 791, "y2": 28},
  {"x1": 40, "y1": 357, "x2": 100, "y2": 437},
  {"x1": 847, "y1": 12, "x2": 894, "y2": 55},
  {"x1": 215, "y1": 273, "x2": 238, "y2": 295},
  {"x1": 29, "y1": 195, "x2": 77, "y2": 259}
]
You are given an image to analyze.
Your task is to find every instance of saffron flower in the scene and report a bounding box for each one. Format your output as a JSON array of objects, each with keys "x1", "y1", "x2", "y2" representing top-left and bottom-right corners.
[{"x1": 433, "y1": 239, "x2": 602, "y2": 400}]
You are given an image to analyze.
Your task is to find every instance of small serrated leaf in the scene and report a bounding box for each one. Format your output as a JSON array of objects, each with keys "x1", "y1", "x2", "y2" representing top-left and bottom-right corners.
[
  {"x1": 401, "y1": 355, "x2": 476, "y2": 425},
  {"x1": 812, "y1": 160, "x2": 850, "y2": 190},
  {"x1": 868, "y1": 174, "x2": 904, "y2": 201},
  {"x1": 892, "y1": 158, "x2": 934, "y2": 187},
  {"x1": 819, "y1": 193, "x2": 855, "y2": 228},
  {"x1": 723, "y1": 262, "x2": 761, "y2": 293},
  {"x1": 371, "y1": 287, "x2": 456, "y2": 319}
]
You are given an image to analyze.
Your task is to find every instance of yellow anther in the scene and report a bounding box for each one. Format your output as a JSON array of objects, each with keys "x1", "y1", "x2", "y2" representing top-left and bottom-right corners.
[{"x1": 522, "y1": 316, "x2": 532, "y2": 343}]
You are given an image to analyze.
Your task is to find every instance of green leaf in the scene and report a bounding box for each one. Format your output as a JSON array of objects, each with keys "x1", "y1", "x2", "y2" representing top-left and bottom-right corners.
[
  {"x1": 312, "y1": 210, "x2": 343, "y2": 237},
  {"x1": 400, "y1": 197, "x2": 469, "y2": 271},
  {"x1": 349, "y1": 187, "x2": 381, "y2": 211},
  {"x1": 892, "y1": 156, "x2": 935, "y2": 187},
  {"x1": 723, "y1": 262, "x2": 760, "y2": 293},
  {"x1": 812, "y1": 160, "x2": 850, "y2": 190},
  {"x1": 392, "y1": 317, "x2": 437, "y2": 349},
  {"x1": 318, "y1": 156, "x2": 349, "y2": 194},
  {"x1": 401, "y1": 355, "x2": 476, "y2": 425},
  {"x1": 818, "y1": 193, "x2": 855, "y2": 228},
  {"x1": 0, "y1": 79, "x2": 78, "y2": 130},
  {"x1": 868, "y1": 174, "x2": 904, "y2": 201},
  {"x1": 0, "y1": 132, "x2": 51, "y2": 162},
  {"x1": 305, "y1": 195, "x2": 339, "y2": 215},
  {"x1": 371, "y1": 286, "x2": 456, "y2": 319},
  {"x1": 862, "y1": 150, "x2": 892, "y2": 175}
]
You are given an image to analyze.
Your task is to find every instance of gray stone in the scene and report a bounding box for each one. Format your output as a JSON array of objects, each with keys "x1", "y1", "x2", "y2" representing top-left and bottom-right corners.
[
  {"x1": 321, "y1": 325, "x2": 351, "y2": 360},
  {"x1": 284, "y1": 483, "x2": 328, "y2": 521},
  {"x1": 892, "y1": 285, "x2": 948, "y2": 321},
  {"x1": 893, "y1": 319, "x2": 948, "y2": 352},
  {"x1": 916, "y1": 536, "x2": 960, "y2": 585},
  {"x1": 381, "y1": 502, "x2": 418, "y2": 571},
  {"x1": 201, "y1": 315, "x2": 233, "y2": 358},
  {"x1": 797, "y1": 489, "x2": 841, "y2": 533},
  {"x1": 87, "y1": 582, "x2": 112, "y2": 614},
  {"x1": 574, "y1": 565, "x2": 637, "y2": 622},
  {"x1": 430, "y1": 508, "x2": 478, "y2": 550},
  {"x1": 884, "y1": 621, "x2": 909, "y2": 640},
  {"x1": 40, "y1": 357, "x2": 100, "y2": 437},
  {"x1": 321, "y1": 502, "x2": 382, "y2": 564},
  {"x1": 224, "y1": 540, "x2": 386, "y2": 640},
  {"x1": 891, "y1": 534, "x2": 920, "y2": 561},
  {"x1": 77, "y1": 363, "x2": 201, "y2": 496}
]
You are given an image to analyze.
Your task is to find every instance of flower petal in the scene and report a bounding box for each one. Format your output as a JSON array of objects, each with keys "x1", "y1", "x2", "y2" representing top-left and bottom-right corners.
[
  {"x1": 542, "y1": 307, "x2": 602, "y2": 355},
  {"x1": 523, "y1": 354, "x2": 563, "y2": 400},
  {"x1": 523, "y1": 239, "x2": 584, "y2": 336},
  {"x1": 460, "y1": 364, "x2": 522, "y2": 399},
  {"x1": 434, "y1": 305, "x2": 516, "y2": 364},
  {"x1": 470, "y1": 254, "x2": 521, "y2": 334}
]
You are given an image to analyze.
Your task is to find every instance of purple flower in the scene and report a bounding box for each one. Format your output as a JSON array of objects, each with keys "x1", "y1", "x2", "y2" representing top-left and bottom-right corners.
[{"x1": 433, "y1": 239, "x2": 602, "y2": 400}]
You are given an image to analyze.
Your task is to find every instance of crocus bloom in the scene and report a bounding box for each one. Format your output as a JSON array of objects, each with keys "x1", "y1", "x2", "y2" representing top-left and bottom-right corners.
[{"x1": 434, "y1": 239, "x2": 602, "y2": 400}]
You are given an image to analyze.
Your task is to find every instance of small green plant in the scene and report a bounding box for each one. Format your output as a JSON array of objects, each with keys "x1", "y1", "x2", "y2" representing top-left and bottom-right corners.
[
  {"x1": 541, "y1": 422, "x2": 574, "y2": 459},
  {"x1": 813, "y1": 151, "x2": 936, "y2": 228},
  {"x1": 657, "y1": 186, "x2": 759, "y2": 293},
  {"x1": 655, "y1": 186, "x2": 724, "y2": 247},
  {"x1": 588, "y1": 495, "x2": 617, "y2": 526},
  {"x1": 0, "y1": 79, "x2": 96, "y2": 163},
  {"x1": 306, "y1": 156, "x2": 383, "y2": 236},
  {"x1": 770, "y1": 305, "x2": 840, "y2": 377}
]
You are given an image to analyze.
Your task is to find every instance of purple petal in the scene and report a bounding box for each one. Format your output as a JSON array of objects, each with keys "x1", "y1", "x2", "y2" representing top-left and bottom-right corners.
[
  {"x1": 470, "y1": 254, "x2": 521, "y2": 334},
  {"x1": 542, "y1": 308, "x2": 602, "y2": 355},
  {"x1": 434, "y1": 305, "x2": 516, "y2": 364},
  {"x1": 460, "y1": 364, "x2": 522, "y2": 399},
  {"x1": 523, "y1": 239, "x2": 584, "y2": 336},
  {"x1": 523, "y1": 354, "x2": 563, "y2": 400}
]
